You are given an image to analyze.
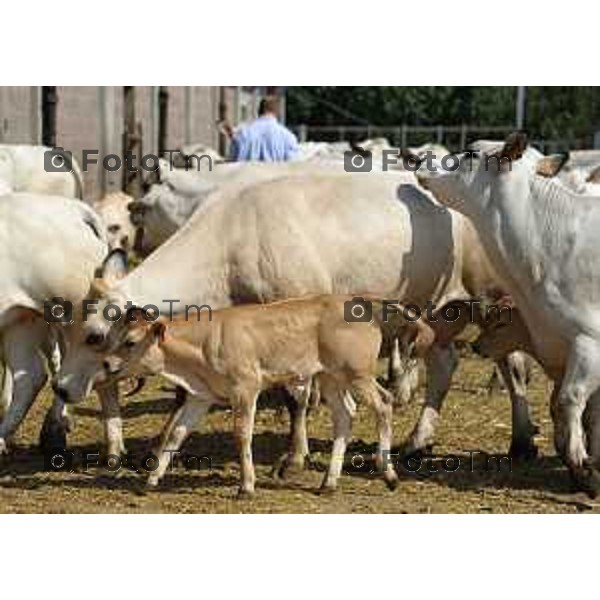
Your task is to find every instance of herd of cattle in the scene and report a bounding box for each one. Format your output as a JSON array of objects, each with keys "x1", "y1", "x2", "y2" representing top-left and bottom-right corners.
[{"x1": 2, "y1": 133, "x2": 600, "y2": 497}]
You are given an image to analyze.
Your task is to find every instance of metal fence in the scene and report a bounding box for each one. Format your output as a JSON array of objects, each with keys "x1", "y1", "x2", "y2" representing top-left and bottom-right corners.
[{"x1": 291, "y1": 124, "x2": 596, "y2": 153}]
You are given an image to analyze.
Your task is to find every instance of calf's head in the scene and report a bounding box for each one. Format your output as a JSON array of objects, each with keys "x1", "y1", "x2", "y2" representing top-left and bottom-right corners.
[
  {"x1": 472, "y1": 307, "x2": 530, "y2": 361},
  {"x1": 55, "y1": 306, "x2": 166, "y2": 403}
]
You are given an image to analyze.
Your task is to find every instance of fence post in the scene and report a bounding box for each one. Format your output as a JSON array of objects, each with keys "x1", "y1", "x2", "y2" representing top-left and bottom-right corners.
[
  {"x1": 436, "y1": 125, "x2": 444, "y2": 144},
  {"x1": 298, "y1": 124, "x2": 308, "y2": 142},
  {"x1": 338, "y1": 126, "x2": 345, "y2": 141},
  {"x1": 158, "y1": 87, "x2": 169, "y2": 157},
  {"x1": 401, "y1": 124, "x2": 407, "y2": 149}
]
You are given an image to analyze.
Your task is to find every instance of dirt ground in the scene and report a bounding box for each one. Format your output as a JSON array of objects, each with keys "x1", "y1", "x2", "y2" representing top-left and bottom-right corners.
[{"x1": 1, "y1": 354, "x2": 598, "y2": 513}]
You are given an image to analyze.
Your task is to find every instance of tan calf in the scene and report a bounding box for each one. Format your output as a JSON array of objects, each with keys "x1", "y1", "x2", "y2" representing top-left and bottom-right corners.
[{"x1": 102, "y1": 296, "x2": 433, "y2": 495}]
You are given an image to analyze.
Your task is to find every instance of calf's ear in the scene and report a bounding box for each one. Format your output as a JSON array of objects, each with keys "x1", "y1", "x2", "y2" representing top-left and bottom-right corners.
[
  {"x1": 151, "y1": 322, "x2": 166, "y2": 343},
  {"x1": 535, "y1": 152, "x2": 569, "y2": 178}
]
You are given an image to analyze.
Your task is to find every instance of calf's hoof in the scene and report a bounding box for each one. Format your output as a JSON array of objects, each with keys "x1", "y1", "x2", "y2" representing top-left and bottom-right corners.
[
  {"x1": 146, "y1": 475, "x2": 159, "y2": 488},
  {"x1": 508, "y1": 438, "x2": 538, "y2": 461}
]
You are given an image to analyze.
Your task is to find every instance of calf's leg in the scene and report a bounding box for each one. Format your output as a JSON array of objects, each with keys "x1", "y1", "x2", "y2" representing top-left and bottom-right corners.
[
  {"x1": 231, "y1": 387, "x2": 259, "y2": 496},
  {"x1": 496, "y1": 352, "x2": 538, "y2": 459},
  {"x1": 351, "y1": 378, "x2": 399, "y2": 490},
  {"x1": 147, "y1": 396, "x2": 212, "y2": 487},
  {"x1": 320, "y1": 379, "x2": 355, "y2": 492},
  {"x1": 387, "y1": 338, "x2": 419, "y2": 405},
  {"x1": 273, "y1": 382, "x2": 312, "y2": 478},
  {"x1": 97, "y1": 381, "x2": 125, "y2": 457}
]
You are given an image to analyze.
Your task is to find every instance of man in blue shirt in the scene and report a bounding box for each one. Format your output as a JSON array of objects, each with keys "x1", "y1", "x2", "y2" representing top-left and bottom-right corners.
[{"x1": 231, "y1": 96, "x2": 298, "y2": 162}]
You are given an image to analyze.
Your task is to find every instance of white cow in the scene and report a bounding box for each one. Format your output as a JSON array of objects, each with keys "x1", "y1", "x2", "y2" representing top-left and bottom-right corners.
[
  {"x1": 418, "y1": 132, "x2": 600, "y2": 494},
  {"x1": 0, "y1": 145, "x2": 84, "y2": 199},
  {"x1": 54, "y1": 170, "x2": 537, "y2": 469},
  {"x1": 131, "y1": 161, "x2": 393, "y2": 253},
  {"x1": 0, "y1": 194, "x2": 113, "y2": 455}
]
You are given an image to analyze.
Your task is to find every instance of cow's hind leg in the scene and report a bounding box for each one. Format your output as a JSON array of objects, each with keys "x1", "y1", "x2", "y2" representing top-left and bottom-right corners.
[
  {"x1": 403, "y1": 343, "x2": 459, "y2": 456},
  {"x1": 553, "y1": 337, "x2": 600, "y2": 496},
  {"x1": 36, "y1": 323, "x2": 73, "y2": 451},
  {"x1": 1, "y1": 361, "x2": 13, "y2": 417},
  {"x1": 0, "y1": 323, "x2": 48, "y2": 455}
]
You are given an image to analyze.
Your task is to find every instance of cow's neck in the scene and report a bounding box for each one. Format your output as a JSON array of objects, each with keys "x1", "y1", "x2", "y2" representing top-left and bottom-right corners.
[
  {"x1": 112, "y1": 206, "x2": 234, "y2": 314},
  {"x1": 473, "y1": 177, "x2": 552, "y2": 300}
]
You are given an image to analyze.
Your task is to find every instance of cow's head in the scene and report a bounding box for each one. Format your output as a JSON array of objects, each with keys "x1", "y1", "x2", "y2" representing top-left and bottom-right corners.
[
  {"x1": 94, "y1": 192, "x2": 136, "y2": 254},
  {"x1": 417, "y1": 133, "x2": 569, "y2": 218},
  {"x1": 127, "y1": 182, "x2": 189, "y2": 255},
  {"x1": 54, "y1": 250, "x2": 141, "y2": 403}
]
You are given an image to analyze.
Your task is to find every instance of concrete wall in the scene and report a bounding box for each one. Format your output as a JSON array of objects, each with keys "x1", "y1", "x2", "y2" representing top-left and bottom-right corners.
[
  {"x1": 0, "y1": 86, "x2": 282, "y2": 201},
  {"x1": 0, "y1": 86, "x2": 40, "y2": 144}
]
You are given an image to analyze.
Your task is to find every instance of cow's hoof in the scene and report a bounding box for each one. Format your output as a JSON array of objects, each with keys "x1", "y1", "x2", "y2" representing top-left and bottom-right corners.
[
  {"x1": 508, "y1": 439, "x2": 538, "y2": 461},
  {"x1": 384, "y1": 473, "x2": 399, "y2": 491},
  {"x1": 38, "y1": 408, "x2": 72, "y2": 452},
  {"x1": 573, "y1": 465, "x2": 600, "y2": 499},
  {"x1": 272, "y1": 453, "x2": 315, "y2": 479},
  {"x1": 236, "y1": 487, "x2": 255, "y2": 499},
  {"x1": 318, "y1": 479, "x2": 338, "y2": 495}
]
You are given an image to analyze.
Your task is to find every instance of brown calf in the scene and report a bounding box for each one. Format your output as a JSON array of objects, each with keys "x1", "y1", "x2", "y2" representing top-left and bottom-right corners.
[{"x1": 103, "y1": 296, "x2": 433, "y2": 495}]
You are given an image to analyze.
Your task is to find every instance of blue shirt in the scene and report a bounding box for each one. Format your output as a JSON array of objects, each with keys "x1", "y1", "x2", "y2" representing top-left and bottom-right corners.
[{"x1": 231, "y1": 115, "x2": 298, "y2": 162}]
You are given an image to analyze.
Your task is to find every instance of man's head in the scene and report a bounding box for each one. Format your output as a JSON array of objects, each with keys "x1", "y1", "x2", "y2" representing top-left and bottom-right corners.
[{"x1": 258, "y1": 96, "x2": 280, "y2": 118}]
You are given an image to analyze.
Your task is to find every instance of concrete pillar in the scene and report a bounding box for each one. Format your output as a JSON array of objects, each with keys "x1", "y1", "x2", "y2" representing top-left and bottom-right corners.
[
  {"x1": 30, "y1": 86, "x2": 41, "y2": 144},
  {"x1": 98, "y1": 86, "x2": 119, "y2": 196},
  {"x1": 185, "y1": 86, "x2": 193, "y2": 145}
]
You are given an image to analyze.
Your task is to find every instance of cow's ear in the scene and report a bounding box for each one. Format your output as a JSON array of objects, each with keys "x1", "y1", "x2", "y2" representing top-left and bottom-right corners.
[
  {"x1": 99, "y1": 248, "x2": 128, "y2": 285},
  {"x1": 499, "y1": 132, "x2": 528, "y2": 161},
  {"x1": 586, "y1": 165, "x2": 600, "y2": 183},
  {"x1": 536, "y1": 153, "x2": 569, "y2": 178}
]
